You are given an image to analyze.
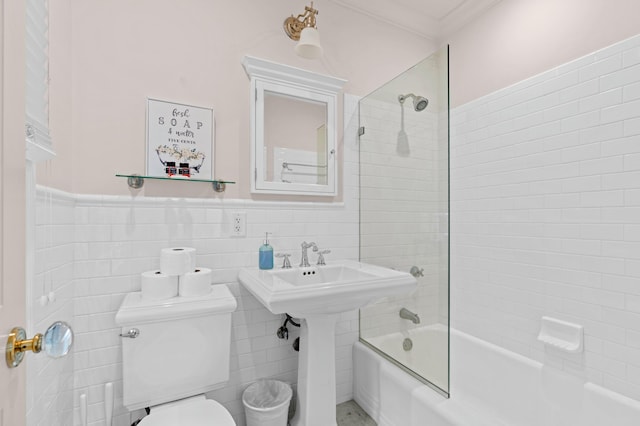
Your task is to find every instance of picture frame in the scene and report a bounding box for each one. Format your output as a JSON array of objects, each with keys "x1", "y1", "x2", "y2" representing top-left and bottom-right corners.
[{"x1": 146, "y1": 98, "x2": 214, "y2": 180}]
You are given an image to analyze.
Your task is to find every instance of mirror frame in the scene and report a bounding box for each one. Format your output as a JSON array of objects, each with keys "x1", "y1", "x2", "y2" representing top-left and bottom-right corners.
[{"x1": 243, "y1": 56, "x2": 346, "y2": 196}]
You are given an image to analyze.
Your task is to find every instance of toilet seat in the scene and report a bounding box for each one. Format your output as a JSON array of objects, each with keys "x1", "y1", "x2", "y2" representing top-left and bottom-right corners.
[{"x1": 139, "y1": 395, "x2": 235, "y2": 426}]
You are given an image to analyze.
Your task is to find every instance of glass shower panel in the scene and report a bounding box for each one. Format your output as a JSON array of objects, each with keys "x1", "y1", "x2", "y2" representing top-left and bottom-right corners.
[{"x1": 359, "y1": 46, "x2": 449, "y2": 395}]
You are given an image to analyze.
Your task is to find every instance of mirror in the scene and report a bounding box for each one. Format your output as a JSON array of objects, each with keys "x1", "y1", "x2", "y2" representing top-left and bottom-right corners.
[
  {"x1": 243, "y1": 56, "x2": 346, "y2": 196},
  {"x1": 264, "y1": 92, "x2": 328, "y2": 185},
  {"x1": 43, "y1": 321, "x2": 74, "y2": 358}
]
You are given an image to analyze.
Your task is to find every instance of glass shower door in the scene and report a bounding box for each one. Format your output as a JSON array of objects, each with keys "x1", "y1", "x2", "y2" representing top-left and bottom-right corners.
[{"x1": 358, "y1": 46, "x2": 449, "y2": 395}]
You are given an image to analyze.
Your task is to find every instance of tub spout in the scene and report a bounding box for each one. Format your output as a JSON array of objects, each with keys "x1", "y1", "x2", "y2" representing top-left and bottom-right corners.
[{"x1": 399, "y1": 308, "x2": 420, "y2": 324}]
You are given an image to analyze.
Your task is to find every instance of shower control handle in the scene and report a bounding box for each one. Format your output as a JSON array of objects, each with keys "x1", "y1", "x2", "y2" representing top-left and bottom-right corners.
[
  {"x1": 119, "y1": 328, "x2": 140, "y2": 339},
  {"x1": 410, "y1": 266, "x2": 424, "y2": 277}
]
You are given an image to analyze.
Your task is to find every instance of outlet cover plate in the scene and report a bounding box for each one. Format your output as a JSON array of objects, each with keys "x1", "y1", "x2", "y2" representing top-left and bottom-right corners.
[{"x1": 231, "y1": 211, "x2": 246, "y2": 237}]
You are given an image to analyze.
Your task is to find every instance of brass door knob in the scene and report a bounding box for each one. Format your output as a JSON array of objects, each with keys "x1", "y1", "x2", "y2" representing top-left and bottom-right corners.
[{"x1": 6, "y1": 321, "x2": 73, "y2": 368}]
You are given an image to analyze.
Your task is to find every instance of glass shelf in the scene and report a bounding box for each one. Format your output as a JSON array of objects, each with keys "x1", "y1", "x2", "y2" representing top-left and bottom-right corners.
[{"x1": 116, "y1": 174, "x2": 235, "y2": 192}]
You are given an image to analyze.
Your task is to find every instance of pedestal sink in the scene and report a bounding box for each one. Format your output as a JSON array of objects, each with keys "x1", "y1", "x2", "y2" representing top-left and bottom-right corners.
[{"x1": 238, "y1": 260, "x2": 416, "y2": 426}]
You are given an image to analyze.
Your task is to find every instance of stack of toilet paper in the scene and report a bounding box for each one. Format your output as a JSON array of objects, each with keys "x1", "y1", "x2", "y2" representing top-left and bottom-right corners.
[{"x1": 140, "y1": 247, "x2": 212, "y2": 300}]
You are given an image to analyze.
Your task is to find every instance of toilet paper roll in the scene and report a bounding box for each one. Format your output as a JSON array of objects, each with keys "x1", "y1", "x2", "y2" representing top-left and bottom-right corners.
[
  {"x1": 179, "y1": 267, "x2": 212, "y2": 297},
  {"x1": 141, "y1": 270, "x2": 178, "y2": 301},
  {"x1": 160, "y1": 247, "x2": 196, "y2": 276}
]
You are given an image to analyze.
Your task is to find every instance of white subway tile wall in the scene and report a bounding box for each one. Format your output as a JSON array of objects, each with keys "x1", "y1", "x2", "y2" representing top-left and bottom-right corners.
[
  {"x1": 359, "y1": 51, "x2": 449, "y2": 342},
  {"x1": 359, "y1": 96, "x2": 444, "y2": 338},
  {"x1": 27, "y1": 191, "x2": 75, "y2": 426},
  {"x1": 451, "y1": 34, "x2": 640, "y2": 401},
  {"x1": 31, "y1": 99, "x2": 360, "y2": 426}
]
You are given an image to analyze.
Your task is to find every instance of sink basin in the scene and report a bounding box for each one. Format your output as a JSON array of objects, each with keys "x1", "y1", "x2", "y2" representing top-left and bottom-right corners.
[
  {"x1": 273, "y1": 264, "x2": 376, "y2": 286},
  {"x1": 238, "y1": 260, "x2": 416, "y2": 317},
  {"x1": 239, "y1": 260, "x2": 416, "y2": 426}
]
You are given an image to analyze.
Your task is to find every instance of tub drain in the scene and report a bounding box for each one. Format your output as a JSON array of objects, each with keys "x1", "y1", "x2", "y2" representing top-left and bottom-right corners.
[{"x1": 402, "y1": 338, "x2": 413, "y2": 351}]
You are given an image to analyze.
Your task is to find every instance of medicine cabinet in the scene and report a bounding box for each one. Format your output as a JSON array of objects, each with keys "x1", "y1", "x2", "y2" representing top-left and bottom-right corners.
[{"x1": 242, "y1": 56, "x2": 346, "y2": 196}]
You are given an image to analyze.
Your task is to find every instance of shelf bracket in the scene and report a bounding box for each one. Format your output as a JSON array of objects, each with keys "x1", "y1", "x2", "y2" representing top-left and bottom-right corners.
[
  {"x1": 117, "y1": 174, "x2": 233, "y2": 193},
  {"x1": 127, "y1": 175, "x2": 144, "y2": 189},
  {"x1": 212, "y1": 181, "x2": 226, "y2": 193}
]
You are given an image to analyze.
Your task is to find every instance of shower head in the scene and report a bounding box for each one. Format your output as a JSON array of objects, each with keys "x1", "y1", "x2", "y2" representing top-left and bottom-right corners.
[{"x1": 398, "y1": 93, "x2": 429, "y2": 111}]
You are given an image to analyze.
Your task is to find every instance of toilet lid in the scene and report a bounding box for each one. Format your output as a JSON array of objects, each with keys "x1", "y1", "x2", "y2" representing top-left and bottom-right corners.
[{"x1": 139, "y1": 397, "x2": 235, "y2": 426}]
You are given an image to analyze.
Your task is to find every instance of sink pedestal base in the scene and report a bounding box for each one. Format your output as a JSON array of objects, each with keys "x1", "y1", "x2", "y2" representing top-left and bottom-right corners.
[{"x1": 291, "y1": 314, "x2": 338, "y2": 426}]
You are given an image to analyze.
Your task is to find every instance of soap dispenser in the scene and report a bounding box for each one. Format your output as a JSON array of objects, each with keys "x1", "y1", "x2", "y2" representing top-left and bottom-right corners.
[{"x1": 259, "y1": 232, "x2": 274, "y2": 270}]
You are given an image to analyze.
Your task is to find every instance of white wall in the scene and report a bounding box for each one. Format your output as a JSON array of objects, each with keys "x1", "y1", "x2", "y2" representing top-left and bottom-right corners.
[
  {"x1": 33, "y1": 167, "x2": 358, "y2": 426},
  {"x1": 44, "y1": 0, "x2": 435, "y2": 198},
  {"x1": 451, "y1": 33, "x2": 640, "y2": 402},
  {"x1": 30, "y1": 98, "x2": 360, "y2": 426},
  {"x1": 37, "y1": 1, "x2": 432, "y2": 423},
  {"x1": 446, "y1": 0, "x2": 640, "y2": 107}
]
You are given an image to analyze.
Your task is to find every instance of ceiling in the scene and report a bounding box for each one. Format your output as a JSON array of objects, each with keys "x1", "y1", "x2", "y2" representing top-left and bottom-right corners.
[{"x1": 330, "y1": 0, "x2": 502, "y2": 40}]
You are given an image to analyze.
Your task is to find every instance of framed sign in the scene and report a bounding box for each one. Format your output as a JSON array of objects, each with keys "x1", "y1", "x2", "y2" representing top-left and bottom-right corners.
[{"x1": 146, "y1": 98, "x2": 214, "y2": 179}]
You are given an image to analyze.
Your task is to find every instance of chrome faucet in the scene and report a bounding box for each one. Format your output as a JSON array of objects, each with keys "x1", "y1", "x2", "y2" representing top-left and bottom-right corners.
[
  {"x1": 300, "y1": 241, "x2": 318, "y2": 267},
  {"x1": 399, "y1": 308, "x2": 420, "y2": 324}
]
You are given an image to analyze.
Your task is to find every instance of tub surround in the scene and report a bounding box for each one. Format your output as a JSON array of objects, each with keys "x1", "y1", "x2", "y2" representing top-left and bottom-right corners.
[
  {"x1": 354, "y1": 30, "x2": 640, "y2": 426},
  {"x1": 451, "y1": 33, "x2": 640, "y2": 402}
]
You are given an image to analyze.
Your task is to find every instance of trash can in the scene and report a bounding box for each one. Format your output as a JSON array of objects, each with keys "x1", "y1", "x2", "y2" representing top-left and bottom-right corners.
[{"x1": 242, "y1": 379, "x2": 293, "y2": 426}]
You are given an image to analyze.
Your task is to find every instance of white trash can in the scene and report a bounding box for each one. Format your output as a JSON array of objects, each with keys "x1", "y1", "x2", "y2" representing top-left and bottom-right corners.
[{"x1": 242, "y1": 379, "x2": 292, "y2": 426}]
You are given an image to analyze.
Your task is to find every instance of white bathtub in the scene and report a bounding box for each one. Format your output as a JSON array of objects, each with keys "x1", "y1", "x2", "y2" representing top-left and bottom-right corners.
[
  {"x1": 354, "y1": 325, "x2": 640, "y2": 426},
  {"x1": 364, "y1": 325, "x2": 449, "y2": 392}
]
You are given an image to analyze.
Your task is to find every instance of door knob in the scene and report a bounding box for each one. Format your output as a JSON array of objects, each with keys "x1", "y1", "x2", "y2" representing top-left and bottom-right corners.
[{"x1": 6, "y1": 321, "x2": 73, "y2": 368}]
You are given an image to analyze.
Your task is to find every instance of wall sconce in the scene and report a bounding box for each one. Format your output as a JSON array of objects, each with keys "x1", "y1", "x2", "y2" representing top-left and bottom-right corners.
[{"x1": 283, "y1": 2, "x2": 323, "y2": 59}]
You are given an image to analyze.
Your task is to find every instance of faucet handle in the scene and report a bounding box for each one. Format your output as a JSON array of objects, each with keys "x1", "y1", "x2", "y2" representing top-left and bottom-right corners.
[
  {"x1": 275, "y1": 253, "x2": 292, "y2": 269},
  {"x1": 316, "y1": 249, "x2": 331, "y2": 266}
]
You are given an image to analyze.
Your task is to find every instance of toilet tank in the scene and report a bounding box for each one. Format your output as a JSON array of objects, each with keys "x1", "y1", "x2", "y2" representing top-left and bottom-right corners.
[{"x1": 115, "y1": 284, "x2": 237, "y2": 410}]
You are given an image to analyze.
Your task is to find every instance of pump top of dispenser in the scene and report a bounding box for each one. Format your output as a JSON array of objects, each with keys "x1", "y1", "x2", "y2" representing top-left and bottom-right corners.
[{"x1": 263, "y1": 232, "x2": 271, "y2": 245}]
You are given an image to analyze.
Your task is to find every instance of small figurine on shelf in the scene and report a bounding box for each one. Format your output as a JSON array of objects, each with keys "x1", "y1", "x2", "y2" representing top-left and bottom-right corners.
[
  {"x1": 178, "y1": 163, "x2": 190, "y2": 177},
  {"x1": 155, "y1": 144, "x2": 204, "y2": 178},
  {"x1": 165, "y1": 161, "x2": 177, "y2": 176}
]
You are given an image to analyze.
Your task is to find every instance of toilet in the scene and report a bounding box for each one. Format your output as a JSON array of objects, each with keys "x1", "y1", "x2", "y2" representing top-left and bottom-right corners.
[{"x1": 115, "y1": 284, "x2": 237, "y2": 425}]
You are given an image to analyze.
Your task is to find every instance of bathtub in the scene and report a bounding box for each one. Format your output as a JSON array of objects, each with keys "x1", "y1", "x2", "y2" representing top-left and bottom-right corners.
[
  {"x1": 354, "y1": 325, "x2": 640, "y2": 426},
  {"x1": 363, "y1": 325, "x2": 449, "y2": 392}
]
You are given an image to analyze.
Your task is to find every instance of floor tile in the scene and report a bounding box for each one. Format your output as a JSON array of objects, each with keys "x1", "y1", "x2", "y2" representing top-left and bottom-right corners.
[{"x1": 336, "y1": 400, "x2": 377, "y2": 426}]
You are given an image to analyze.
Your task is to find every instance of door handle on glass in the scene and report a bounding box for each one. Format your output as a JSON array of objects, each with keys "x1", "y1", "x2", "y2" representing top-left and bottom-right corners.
[
  {"x1": 6, "y1": 321, "x2": 73, "y2": 368},
  {"x1": 119, "y1": 328, "x2": 140, "y2": 339}
]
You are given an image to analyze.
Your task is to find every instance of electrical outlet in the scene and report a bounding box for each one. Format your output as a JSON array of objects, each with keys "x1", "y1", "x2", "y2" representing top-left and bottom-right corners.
[{"x1": 231, "y1": 211, "x2": 246, "y2": 237}]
